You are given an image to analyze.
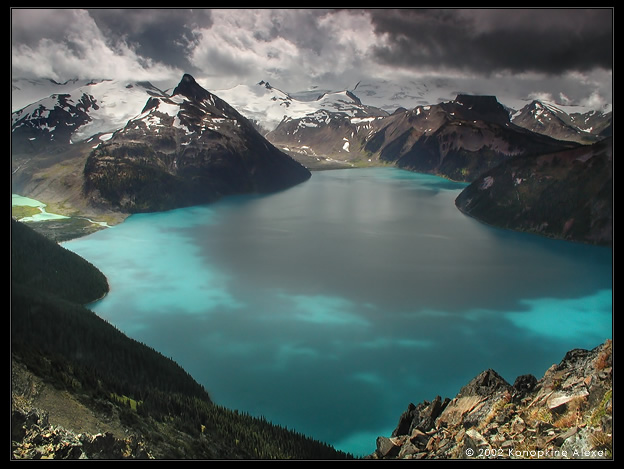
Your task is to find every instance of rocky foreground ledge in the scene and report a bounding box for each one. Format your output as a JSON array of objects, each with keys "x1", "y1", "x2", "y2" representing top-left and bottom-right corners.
[
  {"x1": 369, "y1": 340, "x2": 612, "y2": 460},
  {"x1": 11, "y1": 407, "x2": 152, "y2": 459}
]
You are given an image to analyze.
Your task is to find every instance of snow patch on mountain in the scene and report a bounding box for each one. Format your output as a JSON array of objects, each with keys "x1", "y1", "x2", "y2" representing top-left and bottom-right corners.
[{"x1": 12, "y1": 78, "x2": 87, "y2": 112}]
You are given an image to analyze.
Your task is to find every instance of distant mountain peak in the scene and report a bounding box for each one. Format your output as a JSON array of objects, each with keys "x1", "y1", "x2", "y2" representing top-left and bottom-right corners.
[
  {"x1": 452, "y1": 94, "x2": 510, "y2": 125},
  {"x1": 172, "y1": 73, "x2": 211, "y2": 102},
  {"x1": 455, "y1": 94, "x2": 500, "y2": 107},
  {"x1": 510, "y1": 98, "x2": 611, "y2": 144},
  {"x1": 344, "y1": 90, "x2": 363, "y2": 105}
]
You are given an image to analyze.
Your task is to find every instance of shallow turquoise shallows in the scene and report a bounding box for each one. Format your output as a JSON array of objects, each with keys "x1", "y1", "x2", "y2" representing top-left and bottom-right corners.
[{"x1": 64, "y1": 167, "x2": 612, "y2": 457}]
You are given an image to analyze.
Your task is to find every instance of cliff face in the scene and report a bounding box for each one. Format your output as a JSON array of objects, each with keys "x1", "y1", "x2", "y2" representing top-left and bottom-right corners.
[
  {"x1": 12, "y1": 407, "x2": 153, "y2": 459},
  {"x1": 370, "y1": 340, "x2": 612, "y2": 460}
]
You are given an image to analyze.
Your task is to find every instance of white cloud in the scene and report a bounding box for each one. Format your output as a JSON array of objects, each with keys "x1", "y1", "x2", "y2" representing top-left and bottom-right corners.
[
  {"x1": 11, "y1": 9, "x2": 181, "y2": 83},
  {"x1": 580, "y1": 90, "x2": 609, "y2": 110},
  {"x1": 188, "y1": 9, "x2": 389, "y2": 91},
  {"x1": 188, "y1": 10, "x2": 302, "y2": 88}
]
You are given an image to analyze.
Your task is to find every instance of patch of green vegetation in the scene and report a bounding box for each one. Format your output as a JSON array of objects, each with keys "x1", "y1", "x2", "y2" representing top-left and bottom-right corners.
[
  {"x1": 11, "y1": 206, "x2": 42, "y2": 219},
  {"x1": 111, "y1": 393, "x2": 142, "y2": 412},
  {"x1": 25, "y1": 218, "x2": 107, "y2": 242},
  {"x1": 590, "y1": 389, "x2": 613, "y2": 427}
]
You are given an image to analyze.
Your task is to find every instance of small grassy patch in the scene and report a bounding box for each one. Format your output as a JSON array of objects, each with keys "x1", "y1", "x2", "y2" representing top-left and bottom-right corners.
[
  {"x1": 111, "y1": 393, "x2": 142, "y2": 411},
  {"x1": 12, "y1": 206, "x2": 42, "y2": 219},
  {"x1": 590, "y1": 389, "x2": 612, "y2": 427}
]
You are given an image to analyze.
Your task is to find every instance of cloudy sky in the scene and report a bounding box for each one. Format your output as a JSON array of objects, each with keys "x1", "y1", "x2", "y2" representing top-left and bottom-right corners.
[{"x1": 11, "y1": 8, "x2": 613, "y2": 109}]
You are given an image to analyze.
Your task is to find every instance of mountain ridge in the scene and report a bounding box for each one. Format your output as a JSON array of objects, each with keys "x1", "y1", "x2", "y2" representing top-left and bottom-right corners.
[
  {"x1": 455, "y1": 137, "x2": 612, "y2": 246},
  {"x1": 14, "y1": 76, "x2": 610, "y2": 147},
  {"x1": 268, "y1": 93, "x2": 581, "y2": 180}
]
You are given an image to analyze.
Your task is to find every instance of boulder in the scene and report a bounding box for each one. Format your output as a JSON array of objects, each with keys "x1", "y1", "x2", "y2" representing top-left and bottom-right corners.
[{"x1": 391, "y1": 395, "x2": 449, "y2": 437}]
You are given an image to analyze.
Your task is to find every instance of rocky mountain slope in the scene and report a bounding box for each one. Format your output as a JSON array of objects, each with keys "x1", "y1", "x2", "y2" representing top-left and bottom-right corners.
[
  {"x1": 265, "y1": 91, "x2": 389, "y2": 169},
  {"x1": 363, "y1": 94, "x2": 580, "y2": 181},
  {"x1": 510, "y1": 100, "x2": 612, "y2": 145},
  {"x1": 455, "y1": 137, "x2": 612, "y2": 246},
  {"x1": 82, "y1": 74, "x2": 311, "y2": 213},
  {"x1": 370, "y1": 340, "x2": 612, "y2": 460}
]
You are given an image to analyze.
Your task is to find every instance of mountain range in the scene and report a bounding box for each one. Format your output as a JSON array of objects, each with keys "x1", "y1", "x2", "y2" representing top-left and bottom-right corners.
[
  {"x1": 11, "y1": 73, "x2": 612, "y2": 244},
  {"x1": 12, "y1": 75, "x2": 612, "y2": 152}
]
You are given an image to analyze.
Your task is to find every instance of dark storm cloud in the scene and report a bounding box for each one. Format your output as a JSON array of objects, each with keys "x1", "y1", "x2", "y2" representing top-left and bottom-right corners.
[
  {"x1": 368, "y1": 8, "x2": 613, "y2": 75},
  {"x1": 82, "y1": 8, "x2": 335, "y2": 80},
  {"x1": 11, "y1": 9, "x2": 64, "y2": 46},
  {"x1": 87, "y1": 9, "x2": 212, "y2": 74}
]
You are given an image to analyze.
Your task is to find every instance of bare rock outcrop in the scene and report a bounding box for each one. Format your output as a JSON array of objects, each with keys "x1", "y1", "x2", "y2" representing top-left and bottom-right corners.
[
  {"x1": 369, "y1": 340, "x2": 612, "y2": 460},
  {"x1": 11, "y1": 406, "x2": 152, "y2": 460}
]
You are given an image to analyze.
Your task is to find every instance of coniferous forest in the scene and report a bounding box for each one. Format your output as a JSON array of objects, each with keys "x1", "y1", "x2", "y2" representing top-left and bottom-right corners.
[{"x1": 11, "y1": 218, "x2": 353, "y2": 459}]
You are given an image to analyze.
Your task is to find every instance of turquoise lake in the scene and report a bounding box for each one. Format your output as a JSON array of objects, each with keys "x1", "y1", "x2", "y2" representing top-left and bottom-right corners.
[{"x1": 63, "y1": 167, "x2": 612, "y2": 456}]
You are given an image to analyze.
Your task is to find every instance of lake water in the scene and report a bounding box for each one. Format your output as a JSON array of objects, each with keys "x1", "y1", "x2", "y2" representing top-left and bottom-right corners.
[{"x1": 63, "y1": 167, "x2": 612, "y2": 457}]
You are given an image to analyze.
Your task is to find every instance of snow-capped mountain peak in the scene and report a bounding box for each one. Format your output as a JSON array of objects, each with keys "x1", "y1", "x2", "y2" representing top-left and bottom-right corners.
[
  {"x1": 510, "y1": 99, "x2": 612, "y2": 144},
  {"x1": 119, "y1": 74, "x2": 247, "y2": 141},
  {"x1": 11, "y1": 79, "x2": 169, "y2": 148}
]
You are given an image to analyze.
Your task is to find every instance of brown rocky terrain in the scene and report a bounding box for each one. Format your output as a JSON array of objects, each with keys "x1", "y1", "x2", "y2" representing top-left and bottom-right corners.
[{"x1": 369, "y1": 340, "x2": 612, "y2": 460}]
